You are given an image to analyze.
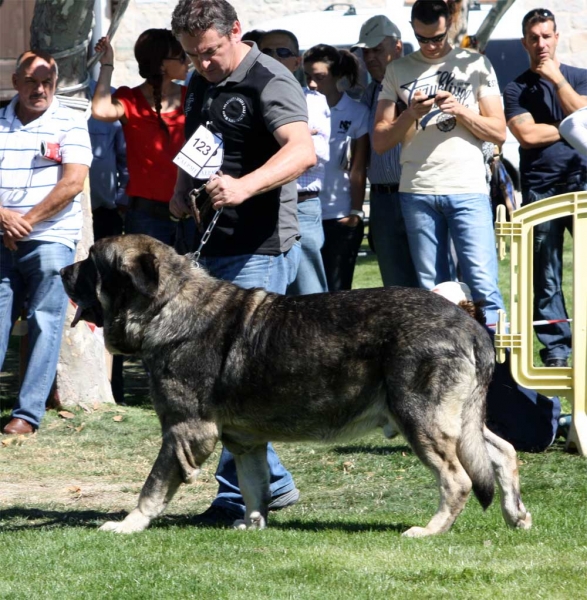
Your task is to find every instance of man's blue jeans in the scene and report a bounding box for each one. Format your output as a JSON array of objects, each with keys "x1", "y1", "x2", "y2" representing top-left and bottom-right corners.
[
  {"x1": 400, "y1": 192, "x2": 505, "y2": 327},
  {"x1": 522, "y1": 177, "x2": 585, "y2": 363},
  {"x1": 0, "y1": 240, "x2": 74, "y2": 429},
  {"x1": 287, "y1": 198, "x2": 328, "y2": 295},
  {"x1": 369, "y1": 189, "x2": 419, "y2": 288},
  {"x1": 199, "y1": 243, "x2": 301, "y2": 516}
]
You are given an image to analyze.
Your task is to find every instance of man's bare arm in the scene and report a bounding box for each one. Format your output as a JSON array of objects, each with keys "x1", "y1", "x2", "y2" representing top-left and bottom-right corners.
[
  {"x1": 441, "y1": 93, "x2": 506, "y2": 145},
  {"x1": 507, "y1": 112, "x2": 561, "y2": 149},
  {"x1": 206, "y1": 121, "x2": 316, "y2": 209},
  {"x1": 24, "y1": 163, "x2": 89, "y2": 227}
]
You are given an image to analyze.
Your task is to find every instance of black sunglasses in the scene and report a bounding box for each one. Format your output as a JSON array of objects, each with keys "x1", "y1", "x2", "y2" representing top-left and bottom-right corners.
[
  {"x1": 414, "y1": 30, "x2": 448, "y2": 45},
  {"x1": 261, "y1": 47, "x2": 297, "y2": 59},
  {"x1": 522, "y1": 8, "x2": 555, "y2": 31}
]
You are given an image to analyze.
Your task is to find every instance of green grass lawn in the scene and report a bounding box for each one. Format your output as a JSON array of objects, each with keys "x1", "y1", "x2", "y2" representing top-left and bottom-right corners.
[{"x1": 1, "y1": 234, "x2": 585, "y2": 599}]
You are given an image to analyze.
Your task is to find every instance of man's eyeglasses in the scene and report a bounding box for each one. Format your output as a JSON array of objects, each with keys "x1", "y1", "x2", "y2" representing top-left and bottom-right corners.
[
  {"x1": 522, "y1": 8, "x2": 555, "y2": 32},
  {"x1": 261, "y1": 47, "x2": 297, "y2": 59},
  {"x1": 414, "y1": 30, "x2": 448, "y2": 45}
]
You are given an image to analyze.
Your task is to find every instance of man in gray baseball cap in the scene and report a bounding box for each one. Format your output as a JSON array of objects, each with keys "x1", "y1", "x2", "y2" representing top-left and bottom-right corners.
[{"x1": 356, "y1": 15, "x2": 418, "y2": 288}]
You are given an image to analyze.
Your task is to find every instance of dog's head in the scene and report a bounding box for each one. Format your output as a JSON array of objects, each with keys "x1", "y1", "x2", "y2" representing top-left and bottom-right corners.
[{"x1": 60, "y1": 234, "x2": 192, "y2": 354}]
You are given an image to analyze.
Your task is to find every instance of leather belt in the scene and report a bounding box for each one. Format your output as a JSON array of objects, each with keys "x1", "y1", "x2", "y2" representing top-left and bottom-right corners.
[
  {"x1": 370, "y1": 183, "x2": 399, "y2": 194},
  {"x1": 129, "y1": 196, "x2": 171, "y2": 220},
  {"x1": 297, "y1": 190, "x2": 320, "y2": 202}
]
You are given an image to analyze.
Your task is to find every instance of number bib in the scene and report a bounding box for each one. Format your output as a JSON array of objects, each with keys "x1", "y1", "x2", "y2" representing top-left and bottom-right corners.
[{"x1": 173, "y1": 125, "x2": 224, "y2": 179}]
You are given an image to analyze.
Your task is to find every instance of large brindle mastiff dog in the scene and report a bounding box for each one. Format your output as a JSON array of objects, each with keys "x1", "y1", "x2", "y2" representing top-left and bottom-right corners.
[{"x1": 60, "y1": 234, "x2": 532, "y2": 536}]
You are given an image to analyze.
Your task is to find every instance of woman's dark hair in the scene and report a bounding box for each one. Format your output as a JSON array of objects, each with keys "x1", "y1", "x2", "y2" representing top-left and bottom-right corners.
[
  {"x1": 411, "y1": 0, "x2": 450, "y2": 25},
  {"x1": 134, "y1": 28, "x2": 184, "y2": 135},
  {"x1": 171, "y1": 0, "x2": 238, "y2": 37},
  {"x1": 303, "y1": 44, "x2": 360, "y2": 88}
]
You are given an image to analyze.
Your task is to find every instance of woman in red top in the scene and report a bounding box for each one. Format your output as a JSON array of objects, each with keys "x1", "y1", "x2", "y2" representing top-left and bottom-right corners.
[{"x1": 92, "y1": 29, "x2": 188, "y2": 245}]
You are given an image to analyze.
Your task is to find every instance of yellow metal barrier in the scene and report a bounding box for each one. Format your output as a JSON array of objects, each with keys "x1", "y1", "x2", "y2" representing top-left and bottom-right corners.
[{"x1": 495, "y1": 192, "x2": 587, "y2": 455}]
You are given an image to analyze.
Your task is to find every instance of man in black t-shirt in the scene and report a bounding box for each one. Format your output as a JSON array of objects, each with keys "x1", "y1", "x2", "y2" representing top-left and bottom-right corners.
[
  {"x1": 504, "y1": 8, "x2": 587, "y2": 368},
  {"x1": 170, "y1": 0, "x2": 316, "y2": 527}
]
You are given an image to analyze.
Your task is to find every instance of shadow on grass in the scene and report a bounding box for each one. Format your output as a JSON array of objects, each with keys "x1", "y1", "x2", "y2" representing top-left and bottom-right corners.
[
  {"x1": 332, "y1": 444, "x2": 411, "y2": 455},
  {"x1": 0, "y1": 507, "x2": 410, "y2": 534}
]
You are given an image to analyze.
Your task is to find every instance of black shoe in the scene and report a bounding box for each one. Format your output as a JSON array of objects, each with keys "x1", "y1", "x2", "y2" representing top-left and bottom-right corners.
[
  {"x1": 545, "y1": 358, "x2": 568, "y2": 368},
  {"x1": 193, "y1": 489, "x2": 300, "y2": 527},
  {"x1": 192, "y1": 505, "x2": 243, "y2": 528}
]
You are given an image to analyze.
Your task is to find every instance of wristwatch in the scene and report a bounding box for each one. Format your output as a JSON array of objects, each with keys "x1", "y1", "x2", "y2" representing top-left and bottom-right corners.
[{"x1": 349, "y1": 209, "x2": 365, "y2": 220}]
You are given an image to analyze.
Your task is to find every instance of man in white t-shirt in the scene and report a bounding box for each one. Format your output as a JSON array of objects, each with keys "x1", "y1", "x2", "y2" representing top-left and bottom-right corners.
[
  {"x1": 0, "y1": 51, "x2": 92, "y2": 435},
  {"x1": 373, "y1": 0, "x2": 506, "y2": 326}
]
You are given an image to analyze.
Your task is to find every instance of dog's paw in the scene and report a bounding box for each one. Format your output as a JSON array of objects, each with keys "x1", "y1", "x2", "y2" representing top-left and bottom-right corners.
[
  {"x1": 99, "y1": 510, "x2": 151, "y2": 534},
  {"x1": 516, "y1": 511, "x2": 532, "y2": 530},
  {"x1": 232, "y1": 512, "x2": 266, "y2": 530},
  {"x1": 402, "y1": 526, "x2": 431, "y2": 538}
]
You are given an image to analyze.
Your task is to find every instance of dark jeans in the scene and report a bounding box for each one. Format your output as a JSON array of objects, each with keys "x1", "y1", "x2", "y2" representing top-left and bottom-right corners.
[
  {"x1": 321, "y1": 218, "x2": 365, "y2": 291},
  {"x1": 522, "y1": 176, "x2": 586, "y2": 362}
]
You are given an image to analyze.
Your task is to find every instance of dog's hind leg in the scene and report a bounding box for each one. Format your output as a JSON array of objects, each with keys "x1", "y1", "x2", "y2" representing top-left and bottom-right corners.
[
  {"x1": 484, "y1": 427, "x2": 532, "y2": 530},
  {"x1": 401, "y1": 427, "x2": 473, "y2": 537},
  {"x1": 232, "y1": 444, "x2": 271, "y2": 530}
]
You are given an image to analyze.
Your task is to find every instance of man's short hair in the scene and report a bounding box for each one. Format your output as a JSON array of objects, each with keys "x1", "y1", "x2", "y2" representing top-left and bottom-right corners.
[
  {"x1": 15, "y1": 50, "x2": 58, "y2": 78},
  {"x1": 261, "y1": 29, "x2": 300, "y2": 55},
  {"x1": 171, "y1": 0, "x2": 238, "y2": 37},
  {"x1": 411, "y1": 0, "x2": 450, "y2": 25},
  {"x1": 521, "y1": 8, "x2": 556, "y2": 36}
]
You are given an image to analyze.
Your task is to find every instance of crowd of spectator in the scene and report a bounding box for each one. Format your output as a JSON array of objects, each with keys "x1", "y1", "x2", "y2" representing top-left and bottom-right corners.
[{"x1": 0, "y1": 1, "x2": 581, "y2": 490}]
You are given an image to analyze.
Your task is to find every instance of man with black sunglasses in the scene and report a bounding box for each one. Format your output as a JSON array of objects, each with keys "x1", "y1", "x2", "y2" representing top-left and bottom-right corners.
[
  {"x1": 503, "y1": 8, "x2": 587, "y2": 369},
  {"x1": 259, "y1": 29, "x2": 330, "y2": 296},
  {"x1": 372, "y1": 0, "x2": 506, "y2": 328}
]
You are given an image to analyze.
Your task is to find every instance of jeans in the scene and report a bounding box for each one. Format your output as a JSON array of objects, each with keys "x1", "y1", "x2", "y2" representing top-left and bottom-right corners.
[
  {"x1": 198, "y1": 243, "x2": 301, "y2": 516},
  {"x1": 321, "y1": 218, "x2": 365, "y2": 291},
  {"x1": 125, "y1": 207, "x2": 177, "y2": 247},
  {"x1": 287, "y1": 198, "x2": 328, "y2": 295},
  {"x1": 400, "y1": 192, "x2": 505, "y2": 327},
  {"x1": 369, "y1": 189, "x2": 419, "y2": 288},
  {"x1": 522, "y1": 178, "x2": 584, "y2": 362},
  {"x1": 0, "y1": 240, "x2": 74, "y2": 428}
]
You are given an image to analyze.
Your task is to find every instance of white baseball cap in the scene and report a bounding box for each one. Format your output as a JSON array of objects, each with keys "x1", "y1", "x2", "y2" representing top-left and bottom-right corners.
[{"x1": 354, "y1": 15, "x2": 402, "y2": 49}]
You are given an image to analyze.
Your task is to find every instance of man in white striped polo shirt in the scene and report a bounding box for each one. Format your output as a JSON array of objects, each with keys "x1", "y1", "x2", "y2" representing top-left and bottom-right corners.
[{"x1": 0, "y1": 50, "x2": 92, "y2": 435}]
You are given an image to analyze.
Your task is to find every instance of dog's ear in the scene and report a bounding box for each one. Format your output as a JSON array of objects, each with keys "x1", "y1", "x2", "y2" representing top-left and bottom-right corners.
[{"x1": 126, "y1": 252, "x2": 160, "y2": 298}]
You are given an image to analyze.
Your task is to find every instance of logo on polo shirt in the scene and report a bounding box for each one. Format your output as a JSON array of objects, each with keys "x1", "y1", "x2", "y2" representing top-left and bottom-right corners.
[{"x1": 222, "y1": 96, "x2": 247, "y2": 123}]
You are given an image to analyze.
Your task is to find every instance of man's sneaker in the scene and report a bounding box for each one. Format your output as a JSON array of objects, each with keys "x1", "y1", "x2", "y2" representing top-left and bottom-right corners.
[
  {"x1": 557, "y1": 414, "x2": 572, "y2": 440},
  {"x1": 268, "y1": 488, "x2": 300, "y2": 511},
  {"x1": 192, "y1": 505, "x2": 243, "y2": 528},
  {"x1": 192, "y1": 488, "x2": 300, "y2": 527}
]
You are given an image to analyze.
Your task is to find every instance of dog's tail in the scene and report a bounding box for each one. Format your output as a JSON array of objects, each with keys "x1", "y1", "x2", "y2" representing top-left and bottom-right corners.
[{"x1": 458, "y1": 335, "x2": 496, "y2": 510}]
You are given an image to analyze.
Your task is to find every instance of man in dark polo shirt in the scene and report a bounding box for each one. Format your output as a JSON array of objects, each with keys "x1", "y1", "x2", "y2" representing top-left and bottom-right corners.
[
  {"x1": 170, "y1": 0, "x2": 316, "y2": 526},
  {"x1": 504, "y1": 8, "x2": 587, "y2": 368}
]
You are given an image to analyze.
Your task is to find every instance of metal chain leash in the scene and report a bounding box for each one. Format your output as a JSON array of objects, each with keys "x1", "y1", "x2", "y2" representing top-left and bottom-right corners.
[{"x1": 188, "y1": 176, "x2": 223, "y2": 266}]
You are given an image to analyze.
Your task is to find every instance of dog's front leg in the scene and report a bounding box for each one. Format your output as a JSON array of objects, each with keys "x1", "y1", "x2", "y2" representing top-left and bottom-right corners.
[
  {"x1": 100, "y1": 441, "x2": 182, "y2": 534},
  {"x1": 233, "y1": 444, "x2": 270, "y2": 530}
]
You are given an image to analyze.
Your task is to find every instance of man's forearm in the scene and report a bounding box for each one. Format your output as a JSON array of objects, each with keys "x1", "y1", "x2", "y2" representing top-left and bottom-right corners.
[
  {"x1": 456, "y1": 107, "x2": 506, "y2": 146},
  {"x1": 24, "y1": 176, "x2": 86, "y2": 227}
]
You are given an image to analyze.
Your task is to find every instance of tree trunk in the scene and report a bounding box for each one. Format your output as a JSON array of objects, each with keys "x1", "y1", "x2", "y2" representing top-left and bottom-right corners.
[{"x1": 30, "y1": 0, "x2": 115, "y2": 406}]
